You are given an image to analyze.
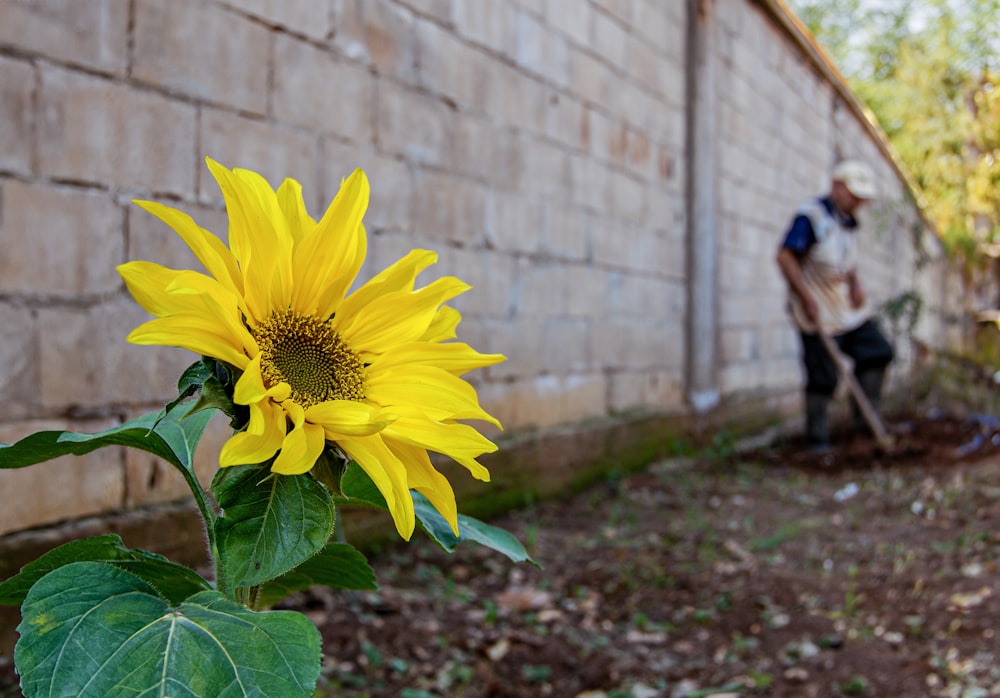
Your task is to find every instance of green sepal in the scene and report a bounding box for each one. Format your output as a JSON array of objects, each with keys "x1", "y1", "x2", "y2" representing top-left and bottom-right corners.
[
  {"x1": 257, "y1": 542, "x2": 377, "y2": 609},
  {"x1": 212, "y1": 465, "x2": 337, "y2": 588},
  {"x1": 0, "y1": 534, "x2": 210, "y2": 606},
  {"x1": 16, "y1": 561, "x2": 321, "y2": 698}
]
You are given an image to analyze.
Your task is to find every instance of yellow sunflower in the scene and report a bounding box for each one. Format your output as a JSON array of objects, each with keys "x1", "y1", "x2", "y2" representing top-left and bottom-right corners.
[{"x1": 118, "y1": 158, "x2": 504, "y2": 540}]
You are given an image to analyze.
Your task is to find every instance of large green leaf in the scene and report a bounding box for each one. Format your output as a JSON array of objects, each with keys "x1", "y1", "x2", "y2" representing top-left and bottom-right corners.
[
  {"x1": 0, "y1": 534, "x2": 209, "y2": 606},
  {"x1": 0, "y1": 400, "x2": 212, "y2": 472},
  {"x1": 16, "y1": 561, "x2": 320, "y2": 698},
  {"x1": 257, "y1": 542, "x2": 377, "y2": 608},
  {"x1": 338, "y1": 463, "x2": 536, "y2": 565},
  {"x1": 212, "y1": 466, "x2": 336, "y2": 587}
]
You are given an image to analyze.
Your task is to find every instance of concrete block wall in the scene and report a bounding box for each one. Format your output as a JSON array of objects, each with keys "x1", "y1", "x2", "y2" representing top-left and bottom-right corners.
[
  {"x1": 0, "y1": 0, "x2": 948, "y2": 539},
  {"x1": 0, "y1": 0, "x2": 690, "y2": 536}
]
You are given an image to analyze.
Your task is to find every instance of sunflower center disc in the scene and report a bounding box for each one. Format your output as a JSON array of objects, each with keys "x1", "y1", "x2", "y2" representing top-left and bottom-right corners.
[{"x1": 255, "y1": 309, "x2": 365, "y2": 408}]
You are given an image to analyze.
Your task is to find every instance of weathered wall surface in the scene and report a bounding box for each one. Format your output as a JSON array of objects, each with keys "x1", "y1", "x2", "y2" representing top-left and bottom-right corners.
[{"x1": 0, "y1": 1, "x2": 950, "y2": 540}]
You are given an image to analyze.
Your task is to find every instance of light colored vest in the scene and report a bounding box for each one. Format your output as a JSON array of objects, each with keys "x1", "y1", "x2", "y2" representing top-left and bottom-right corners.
[{"x1": 788, "y1": 198, "x2": 870, "y2": 335}]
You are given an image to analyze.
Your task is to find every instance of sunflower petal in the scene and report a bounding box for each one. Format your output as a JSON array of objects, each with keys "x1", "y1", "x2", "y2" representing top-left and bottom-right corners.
[
  {"x1": 219, "y1": 400, "x2": 286, "y2": 466},
  {"x1": 291, "y1": 169, "x2": 369, "y2": 318},
  {"x1": 382, "y1": 408, "x2": 499, "y2": 462},
  {"x1": 372, "y1": 342, "x2": 506, "y2": 376},
  {"x1": 367, "y1": 365, "x2": 502, "y2": 428},
  {"x1": 271, "y1": 421, "x2": 326, "y2": 475},
  {"x1": 127, "y1": 317, "x2": 250, "y2": 369},
  {"x1": 132, "y1": 200, "x2": 242, "y2": 294},
  {"x1": 421, "y1": 306, "x2": 462, "y2": 342},
  {"x1": 386, "y1": 440, "x2": 459, "y2": 536},
  {"x1": 234, "y1": 355, "x2": 291, "y2": 404},
  {"x1": 339, "y1": 434, "x2": 415, "y2": 540},
  {"x1": 276, "y1": 178, "x2": 316, "y2": 244},
  {"x1": 337, "y1": 249, "x2": 437, "y2": 323},
  {"x1": 339, "y1": 278, "x2": 471, "y2": 358},
  {"x1": 305, "y1": 400, "x2": 397, "y2": 437},
  {"x1": 206, "y1": 159, "x2": 288, "y2": 323}
]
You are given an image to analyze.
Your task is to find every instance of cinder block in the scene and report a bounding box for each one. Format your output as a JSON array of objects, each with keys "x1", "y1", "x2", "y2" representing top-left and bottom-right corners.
[
  {"x1": 395, "y1": 0, "x2": 450, "y2": 20},
  {"x1": 331, "y1": 0, "x2": 419, "y2": 81},
  {"x1": 516, "y1": 136, "x2": 570, "y2": 200},
  {"x1": 484, "y1": 191, "x2": 544, "y2": 256},
  {"x1": 38, "y1": 300, "x2": 192, "y2": 409},
  {"x1": 590, "y1": 0, "x2": 632, "y2": 26},
  {"x1": 567, "y1": 45, "x2": 615, "y2": 107},
  {"x1": 565, "y1": 265, "x2": 610, "y2": 317},
  {"x1": 409, "y1": 169, "x2": 487, "y2": 245},
  {"x1": 0, "y1": 304, "x2": 38, "y2": 421},
  {"x1": 0, "y1": 418, "x2": 124, "y2": 536},
  {"x1": 0, "y1": 180, "x2": 124, "y2": 296},
  {"x1": 0, "y1": 0, "x2": 128, "y2": 75},
  {"x1": 199, "y1": 108, "x2": 320, "y2": 206},
  {"x1": 454, "y1": 115, "x2": 523, "y2": 186},
  {"x1": 37, "y1": 67, "x2": 197, "y2": 197},
  {"x1": 377, "y1": 81, "x2": 456, "y2": 167},
  {"x1": 592, "y1": 11, "x2": 628, "y2": 72},
  {"x1": 608, "y1": 369, "x2": 684, "y2": 413},
  {"x1": 452, "y1": 0, "x2": 515, "y2": 55},
  {"x1": 273, "y1": 34, "x2": 374, "y2": 142},
  {"x1": 133, "y1": 0, "x2": 269, "y2": 114},
  {"x1": 608, "y1": 169, "x2": 647, "y2": 221},
  {"x1": 500, "y1": 373, "x2": 608, "y2": 430},
  {"x1": 568, "y1": 154, "x2": 610, "y2": 212},
  {"x1": 542, "y1": 0, "x2": 591, "y2": 47},
  {"x1": 545, "y1": 92, "x2": 587, "y2": 150},
  {"x1": 416, "y1": 17, "x2": 491, "y2": 109},
  {"x1": 632, "y1": 4, "x2": 672, "y2": 54},
  {"x1": 0, "y1": 58, "x2": 34, "y2": 176},
  {"x1": 540, "y1": 317, "x2": 590, "y2": 373},
  {"x1": 540, "y1": 203, "x2": 589, "y2": 262},
  {"x1": 221, "y1": 0, "x2": 331, "y2": 39},
  {"x1": 434, "y1": 246, "x2": 517, "y2": 319}
]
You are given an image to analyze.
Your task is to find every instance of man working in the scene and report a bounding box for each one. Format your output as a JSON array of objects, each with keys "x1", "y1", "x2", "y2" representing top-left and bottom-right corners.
[{"x1": 776, "y1": 159, "x2": 894, "y2": 453}]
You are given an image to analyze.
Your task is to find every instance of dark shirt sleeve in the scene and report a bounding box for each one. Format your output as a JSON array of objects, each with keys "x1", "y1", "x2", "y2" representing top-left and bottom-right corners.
[{"x1": 780, "y1": 214, "x2": 816, "y2": 257}]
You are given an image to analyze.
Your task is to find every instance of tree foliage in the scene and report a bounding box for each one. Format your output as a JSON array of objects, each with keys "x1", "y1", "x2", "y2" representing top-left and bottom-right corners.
[{"x1": 788, "y1": 0, "x2": 1000, "y2": 282}]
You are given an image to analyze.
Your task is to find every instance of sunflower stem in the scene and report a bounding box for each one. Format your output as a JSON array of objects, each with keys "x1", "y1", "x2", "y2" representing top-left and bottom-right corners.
[{"x1": 178, "y1": 463, "x2": 230, "y2": 599}]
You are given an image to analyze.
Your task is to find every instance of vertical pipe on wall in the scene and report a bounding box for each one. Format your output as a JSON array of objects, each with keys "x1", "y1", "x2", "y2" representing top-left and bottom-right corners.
[{"x1": 685, "y1": 0, "x2": 720, "y2": 411}]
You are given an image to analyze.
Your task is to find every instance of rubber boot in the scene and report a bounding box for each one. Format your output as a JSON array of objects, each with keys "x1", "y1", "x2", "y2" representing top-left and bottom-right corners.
[
  {"x1": 805, "y1": 392, "x2": 832, "y2": 454},
  {"x1": 852, "y1": 368, "x2": 885, "y2": 430}
]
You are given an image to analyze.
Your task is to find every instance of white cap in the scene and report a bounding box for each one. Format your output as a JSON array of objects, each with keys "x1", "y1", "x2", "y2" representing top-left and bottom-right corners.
[{"x1": 832, "y1": 160, "x2": 878, "y2": 199}]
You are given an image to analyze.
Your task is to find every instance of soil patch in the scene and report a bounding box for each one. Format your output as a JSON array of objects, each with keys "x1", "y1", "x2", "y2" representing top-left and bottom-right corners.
[
  {"x1": 309, "y1": 411, "x2": 1000, "y2": 698},
  {"x1": 5, "y1": 410, "x2": 1000, "y2": 697}
]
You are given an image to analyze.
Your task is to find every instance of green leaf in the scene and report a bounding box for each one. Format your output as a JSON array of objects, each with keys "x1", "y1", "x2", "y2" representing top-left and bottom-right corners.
[
  {"x1": 0, "y1": 534, "x2": 209, "y2": 606},
  {"x1": 0, "y1": 400, "x2": 212, "y2": 472},
  {"x1": 16, "y1": 561, "x2": 320, "y2": 698},
  {"x1": 337, "y1": 463, "x2": 536, "y2": 566},
  {"x1": 311, "y1": 447, "x2": 350, "y2": 496},
  {"x1": 412, "y1": 492, "x2": 538, "y2": 566},
  {"x1": 257, "y1": 542, "x2": 377, "y2": 608},
  {"x1": 212, "y1": 466, "x2": 336, "y2": 587}
]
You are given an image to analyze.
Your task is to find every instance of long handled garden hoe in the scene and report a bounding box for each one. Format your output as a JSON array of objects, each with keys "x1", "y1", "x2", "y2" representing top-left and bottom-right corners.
[{"x1": 817, "y1": 330, "x2": 896, "y2": 453}]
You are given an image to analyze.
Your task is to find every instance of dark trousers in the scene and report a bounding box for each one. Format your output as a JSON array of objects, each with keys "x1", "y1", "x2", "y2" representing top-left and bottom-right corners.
[{"x1": 800, "y1": 319, "x2": 894, "y2": 397}]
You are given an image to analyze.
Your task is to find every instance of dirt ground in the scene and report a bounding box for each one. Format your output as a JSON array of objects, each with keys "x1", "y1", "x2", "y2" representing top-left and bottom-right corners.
[
  {"x1": 5, "y1": 407, "x2": 1000, "y2": 697},
  {"x1": 307, "y1": 410, "x2": 1000, "y2": 698}
]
